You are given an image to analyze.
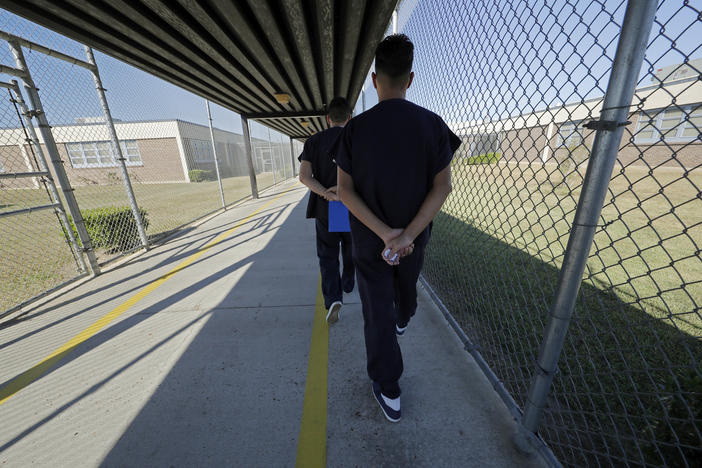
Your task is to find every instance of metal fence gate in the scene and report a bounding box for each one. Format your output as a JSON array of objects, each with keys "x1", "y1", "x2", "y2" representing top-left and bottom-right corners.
[{"x1": 0, "y1": 78, "x2": 87, "y2": 316}]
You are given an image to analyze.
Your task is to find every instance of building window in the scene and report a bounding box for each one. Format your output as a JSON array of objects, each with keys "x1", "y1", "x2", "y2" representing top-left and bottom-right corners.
[
  {"x1": 185, "y1": 139, "x2": 214, "y2": 163},
  {"x1": 556, "y1": 121, "x2": 584, "y2": 148},
  {"x1": 635, "y1": 104, "x2": 702, "y2": 143},
  {"x1": 66, "y1": 140, "x2": 142, "y2": 168},
  {"x1": 121, "y1": 140, "x2": 142, "y2": 165}
]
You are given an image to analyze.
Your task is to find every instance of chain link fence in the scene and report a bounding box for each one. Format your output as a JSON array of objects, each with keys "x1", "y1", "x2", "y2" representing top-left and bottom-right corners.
[
  {"x1": 249, "y1": 120, "x2": 296, "y2": 193},
  {"x1": 0, "y1": 10, "x2": 297, "y2": 319},
  {"x1": 398, "y1": 0, "x2": 701, "y2": 466}
]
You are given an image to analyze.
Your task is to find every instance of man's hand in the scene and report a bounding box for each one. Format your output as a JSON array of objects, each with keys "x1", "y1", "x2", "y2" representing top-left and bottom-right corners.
[
  {"x1": 381, "y1": 229, "x2": 415, "y2": 265},
  {"x1": 324, "y1": 186, "x2": 339, "y2": 201}
]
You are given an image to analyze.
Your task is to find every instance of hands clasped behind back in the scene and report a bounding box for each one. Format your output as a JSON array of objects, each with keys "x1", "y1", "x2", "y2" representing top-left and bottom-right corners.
[{"x1": 381, "y1": 228, "x2": 415, "y2": 266}]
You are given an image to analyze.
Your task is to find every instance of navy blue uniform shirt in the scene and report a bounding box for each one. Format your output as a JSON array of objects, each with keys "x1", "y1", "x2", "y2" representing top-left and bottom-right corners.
[
  {"x1": 335, "y1": 99, "x2": 461, "y2": 246},
  {"x1": 298, "y1": 126, "x2": 344, "y2": 222}
]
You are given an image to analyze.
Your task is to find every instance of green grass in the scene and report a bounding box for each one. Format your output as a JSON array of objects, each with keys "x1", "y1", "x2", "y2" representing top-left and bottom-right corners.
[
  {"x1": 452, "y1": 152, "x2": 502, "y2": 165},
  {"x1": 0, "y1": 172, "x2": 277, "y2": 314},
  {"x1": 424, "y1": 163, "x2": 701, "y2": 466}
]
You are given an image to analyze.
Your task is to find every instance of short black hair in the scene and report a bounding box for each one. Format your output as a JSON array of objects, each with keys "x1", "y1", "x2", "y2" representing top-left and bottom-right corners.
[
  {"x1": 327, "y1": 96, "x2": 351, "y2": 123},
  {"x1": 375, "y1": 34, "x2": 414, "y2": 86}
]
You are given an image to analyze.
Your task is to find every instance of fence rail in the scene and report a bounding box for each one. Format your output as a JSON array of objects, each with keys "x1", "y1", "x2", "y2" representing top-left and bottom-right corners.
[{"x1": 400, "y1": 0, "x2": 701, "y2": 466}]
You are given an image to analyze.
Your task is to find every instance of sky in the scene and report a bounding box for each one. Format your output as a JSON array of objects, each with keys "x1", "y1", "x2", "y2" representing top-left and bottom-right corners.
[
  {"x1": 358, "y1": 0, "x2": 701, "y2": 122},
  {"x1": 0, "y1": 1, "x2": 700, "y2": 133}
]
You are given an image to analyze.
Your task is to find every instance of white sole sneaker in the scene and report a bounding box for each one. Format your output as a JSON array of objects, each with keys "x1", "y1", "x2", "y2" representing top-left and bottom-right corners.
[
  {"x1": 372, "y1": 382, "x2": 401, "y2": 422},
  {"x1": 326, "y1": 301, "x2": 342, "y2": 324}
]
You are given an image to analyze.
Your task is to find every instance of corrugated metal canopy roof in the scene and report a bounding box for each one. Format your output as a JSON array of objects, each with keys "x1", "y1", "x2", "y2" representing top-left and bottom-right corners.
[{"x1": 1, "y1": 0, "x2": 398, "y2": 138}]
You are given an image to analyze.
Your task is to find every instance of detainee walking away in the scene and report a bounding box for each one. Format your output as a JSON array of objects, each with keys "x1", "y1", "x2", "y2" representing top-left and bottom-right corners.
[
  {"x1": 336, "y1": 34, "x2": 461, "y2": 422},
  {"x1": 299, "y1": 97, "x2": 355, "y2": 324}
]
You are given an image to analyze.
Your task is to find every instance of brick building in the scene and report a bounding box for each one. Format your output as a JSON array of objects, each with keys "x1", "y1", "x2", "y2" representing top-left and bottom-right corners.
[
  {"x1": 452, "y1": 61, "x2": 702, "y2": 170},
  {"x1": 0, "y1": 119, "x2": 276, "y2": 189}
]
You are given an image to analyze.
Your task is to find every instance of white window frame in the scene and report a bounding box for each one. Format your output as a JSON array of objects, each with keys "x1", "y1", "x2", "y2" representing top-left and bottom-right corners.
[
  {"x1": 556, "y1": 121, "x2": 585, "y2": 148},
  {"x1": 634, "y1": 104, "x2": 702, "y2": 144},
  {"x1": 66, "y1": 140, "x2": 142, "y2": 168},
  {"x1": 120, "y1": 140, "x2": 143, "y2": 166}
]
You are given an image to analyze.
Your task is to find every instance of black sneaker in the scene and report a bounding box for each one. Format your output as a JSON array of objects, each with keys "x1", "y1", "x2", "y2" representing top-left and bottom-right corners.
[{"x1": 372, "y1": 381, "x2": 401, "y2": 422}]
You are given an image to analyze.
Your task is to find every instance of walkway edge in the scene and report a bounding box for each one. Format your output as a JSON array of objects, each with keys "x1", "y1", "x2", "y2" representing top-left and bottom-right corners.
[{"x1": 419, "y1": 275, "x2": 560, "y2": 468}]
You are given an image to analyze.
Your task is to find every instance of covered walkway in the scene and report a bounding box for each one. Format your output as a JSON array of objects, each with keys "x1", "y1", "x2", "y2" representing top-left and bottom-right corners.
[{"x1": 0, "y1": 181, "x2": 543, "y2": 467}]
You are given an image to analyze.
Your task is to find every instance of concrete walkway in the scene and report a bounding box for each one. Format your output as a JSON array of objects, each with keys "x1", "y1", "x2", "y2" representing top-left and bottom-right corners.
[{"x1": 0, "y1": 181, "x2": 545, "y2": 467}]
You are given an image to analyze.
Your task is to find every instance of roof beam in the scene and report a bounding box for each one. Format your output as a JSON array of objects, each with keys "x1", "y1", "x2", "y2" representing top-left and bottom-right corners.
[
  {"x1": 141, "y1": 0, "x2": 279, "y2": 111},
  {"x1": 207, "y1": 0, "x2": 309, "y2": 110},
  {"x1": 247, "y1": 0, "x2": 316, "y2": 112},
  {"x1": 281, "y1": 0, "x2": 323, "y2": 108},
  {"x1": 314, "y1": 0, "x2": 334, "y2": 104},
  {"x1": 336, "y1": 0, "x2": 366, "y2": 98},
  {"x1": 244, "y1": 110, "x2": 327, "y2": 120}
]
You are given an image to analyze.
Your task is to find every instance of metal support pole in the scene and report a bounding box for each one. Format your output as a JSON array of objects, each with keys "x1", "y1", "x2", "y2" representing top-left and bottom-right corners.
[
  {"x1": 84, "y1": 46, "x2": 149, "y2": 251},
  {"x1": 9, "y1": 40, "x2": 101, "y2": 275},
  {"x1": 10, "y1": 80, "x2": 87, "y2": 274},
  {"x1": 362, "y1": 85, "x2": 366, "y2": 112},
  {"x1": 267, "y1": 127, "x2": 277, "y2": 186},
  {"x1": 518, "y1": 0, "x2": 657, "y2": 449},
  {"x1": 241, "y1": 116, "x2": 258, "y2": 199},
  {"x1": 392, "y1": 10, "x2": 398, "y2": 34},
  {"x1": 205, "y1": 100, "x2": 226, "y2": 209},
  {"x1": 289, "y1": 136, "x2": 297, "y2": 177}
]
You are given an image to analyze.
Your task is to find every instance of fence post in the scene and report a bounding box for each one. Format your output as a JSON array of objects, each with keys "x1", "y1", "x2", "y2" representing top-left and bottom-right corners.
[
  {"x1": 8, "y1": 40, "x2": 101, "y2": 276},
  {"x1": 267, "y1": 127, "x2": 277, "y2": 186},
  {"x1": 240, "y1": 116, "x2": 258, "y2": 199},
  {"x1": 517, "y1": 0, "x2": 657, "y2": 451},
  {"x1": 9, "y1": 80, "x2": 88, "y2": 274},
  {"x1": 289, "y1": 136, "x2": 297, "y2": 177},
  {"x1": 84, "y1": 46, "x2": 149, "y2": 251},
  {"x1": 205, "y1": 100, "x2": 226, "y2": 210}
]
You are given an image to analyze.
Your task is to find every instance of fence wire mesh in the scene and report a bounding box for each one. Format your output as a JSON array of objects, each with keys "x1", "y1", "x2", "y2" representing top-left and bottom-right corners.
[
  {"x1": 249, "y1": 120, "x2": 295, "y2": 193},
  {"x1": 92, "y1": 56, "x2": 258, "y2": 239},
  {"x1": 0, "y1": 10, "x2": 296, "y2": 318},
  {"x1": 399, "y1": 0, "x2": 701, "y2": 466}
]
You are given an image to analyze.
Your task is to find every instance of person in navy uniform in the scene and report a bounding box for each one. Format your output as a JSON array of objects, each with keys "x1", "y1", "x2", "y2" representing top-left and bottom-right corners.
[
  {"x1": 336, "y1": 34, "x2": 460, "y2": 422},
  {"x1": 298, "y1": 97, "x2": 355, "y2": 324}
]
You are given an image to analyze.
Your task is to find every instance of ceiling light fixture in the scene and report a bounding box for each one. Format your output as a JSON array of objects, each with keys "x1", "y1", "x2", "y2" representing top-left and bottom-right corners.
[{"x1": 273, "y1": 93, "x2": 290, "y2": 104}]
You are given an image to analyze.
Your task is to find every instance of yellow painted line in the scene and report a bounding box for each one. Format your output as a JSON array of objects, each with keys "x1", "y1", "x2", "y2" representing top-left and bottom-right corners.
[
  {"x1": 295, "y1": 277, "x2": 329, "y2": 468},
  {"x1": 0, "y1": 184, "x2": 298, "y2": 406}
]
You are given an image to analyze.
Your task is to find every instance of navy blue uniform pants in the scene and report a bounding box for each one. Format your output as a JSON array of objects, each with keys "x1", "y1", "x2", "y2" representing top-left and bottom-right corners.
[
  {"x1": 315, "y1": 219, "x2": 354, "y2": 309},
  {"x1": 352, "y1": 241, "x2": 426, "y2": 399}
]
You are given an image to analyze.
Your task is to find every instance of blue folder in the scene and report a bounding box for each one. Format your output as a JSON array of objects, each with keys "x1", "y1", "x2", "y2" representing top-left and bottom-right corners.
[{"x1": 328, "y1": 200, "x2": 350, "y2": 232}]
